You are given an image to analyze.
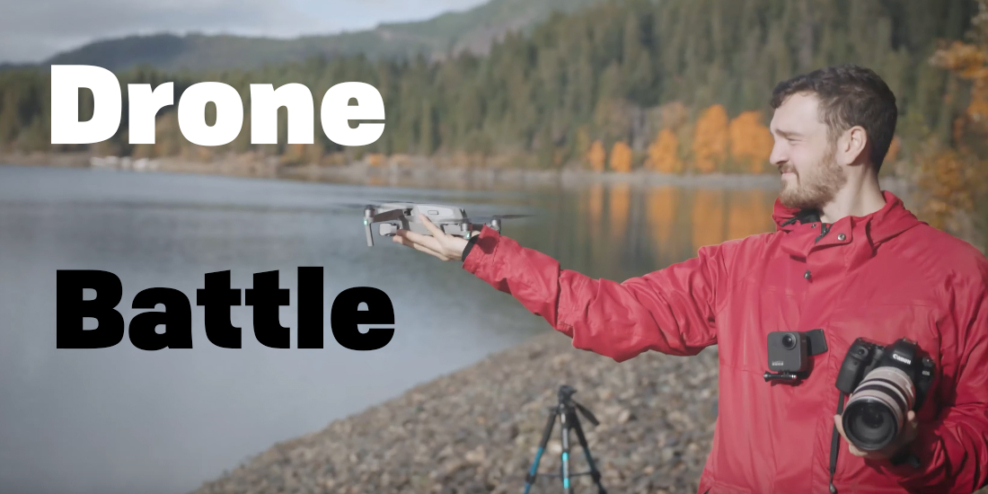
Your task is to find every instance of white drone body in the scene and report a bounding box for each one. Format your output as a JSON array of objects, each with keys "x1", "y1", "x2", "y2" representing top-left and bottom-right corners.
[{"x1": 362, "y1": 202, "x2": 513, "y2": 247}]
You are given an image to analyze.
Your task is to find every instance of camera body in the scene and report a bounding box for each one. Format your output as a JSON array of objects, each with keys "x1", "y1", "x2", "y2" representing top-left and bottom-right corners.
[
  {"x1": 766, "y1": 329, "x2": 827, "y2": 377},
  {"x1": 767, "y1": 331, "x2": 810, "y2": 372},
  {"x1": 836, "y1": 337, "x2": 936, "y2": 451}
]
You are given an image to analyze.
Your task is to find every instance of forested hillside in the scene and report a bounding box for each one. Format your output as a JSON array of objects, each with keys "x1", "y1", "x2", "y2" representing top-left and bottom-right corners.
[
  {"x1": 0, "y1": 0, "x2": 979, "y2": 175},
  {"x1": 35, "y1": 0, "x2": 601, "y2": 72}
]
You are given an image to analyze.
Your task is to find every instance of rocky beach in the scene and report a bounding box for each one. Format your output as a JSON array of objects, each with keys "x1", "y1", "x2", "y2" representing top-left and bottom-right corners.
[
  {"x1": 190, "y1": 328, "x2": 988, "y2": 494},
  {"x1": 192, "y1": 332, "x2": 720, "y2": 494}
]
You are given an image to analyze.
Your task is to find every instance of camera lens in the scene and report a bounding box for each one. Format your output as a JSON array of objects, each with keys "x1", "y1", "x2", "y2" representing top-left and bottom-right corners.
[
  {"x1": 846, "y1": 401, "x2": 896, "y2": 449},
  {"x1": 781, "y1": 334, "x2": 796, "y2": 350},
  {"x1": 861, "y1": 407, "x2": 886, "y2": 429},
  {"x1": 843, "y1": 366, "x2": 915, "y2": 451}
]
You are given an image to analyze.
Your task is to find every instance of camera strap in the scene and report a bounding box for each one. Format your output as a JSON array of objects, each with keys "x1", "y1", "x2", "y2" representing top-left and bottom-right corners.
[{"x1": 829, "y1": 392, "x2": 846, "y2": 494}]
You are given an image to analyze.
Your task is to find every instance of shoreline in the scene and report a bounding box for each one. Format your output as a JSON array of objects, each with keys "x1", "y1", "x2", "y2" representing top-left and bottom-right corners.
[{"x1": 0, "y1": 150, "x2": 918, "y2": 195}]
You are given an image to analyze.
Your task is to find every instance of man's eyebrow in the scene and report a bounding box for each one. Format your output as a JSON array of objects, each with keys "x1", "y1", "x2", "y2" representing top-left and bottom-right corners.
[{"x1": 772, "y1": 128, "x2": 801, "y2": 138}]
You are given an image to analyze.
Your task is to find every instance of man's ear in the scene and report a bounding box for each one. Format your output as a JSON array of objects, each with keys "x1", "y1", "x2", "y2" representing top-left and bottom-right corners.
[{"x1": 838, "y1": 125, "x2": 869, "y2": 166}]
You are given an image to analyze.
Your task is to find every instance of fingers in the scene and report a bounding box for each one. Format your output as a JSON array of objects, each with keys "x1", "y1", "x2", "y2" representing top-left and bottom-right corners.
[
  {"x1": 419, "y1": 214, "x2": 444, "y2": 237},
  {"x1": 392, "y1": 232, "x2": 450, "y2": 261},
  {"x1": 391, "y1": 218, "x2": 459, "y2": 260},
  {"x1": 904, "y1": 410, "x2": 920, "y2": 441},
  {"x1": 395, "y1": 229, "x2": 444, "y2": 252},
  {"x1": 848, "y1": 444, "x2": 867, "y2": 457}
]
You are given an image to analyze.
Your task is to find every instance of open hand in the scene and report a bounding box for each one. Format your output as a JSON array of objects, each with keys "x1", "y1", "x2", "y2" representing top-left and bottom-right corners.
[
  {"x1": 392, "y1": 214, "x2": 470, "y2": 261},
  {"x1": 833, "y1": 410, "x2": 919, "y2": 461}
]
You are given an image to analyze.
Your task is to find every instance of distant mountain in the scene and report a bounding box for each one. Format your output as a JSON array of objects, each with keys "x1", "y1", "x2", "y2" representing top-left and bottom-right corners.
[{"x1": 42, "y1": 0, "x2": 601, "y2": 72}]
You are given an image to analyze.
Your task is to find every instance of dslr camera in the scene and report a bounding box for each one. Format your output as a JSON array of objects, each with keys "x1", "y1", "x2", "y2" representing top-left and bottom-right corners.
[{"x1": 836, "y1": 338, "x2": 935, "y2": 451}]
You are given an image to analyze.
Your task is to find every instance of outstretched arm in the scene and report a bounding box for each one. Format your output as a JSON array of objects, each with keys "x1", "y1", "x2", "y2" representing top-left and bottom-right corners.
[{"x1": 394, "y1": 216, "x2": 726, "y2": 361}]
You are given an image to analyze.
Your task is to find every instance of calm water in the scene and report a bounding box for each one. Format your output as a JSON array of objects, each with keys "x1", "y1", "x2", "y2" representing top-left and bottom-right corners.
[{"x1": 0, "y1": 165, "x2": 779, "y2": 494}]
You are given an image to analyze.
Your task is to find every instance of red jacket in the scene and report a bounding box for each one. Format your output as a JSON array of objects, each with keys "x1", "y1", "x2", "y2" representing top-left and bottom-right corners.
[{"x1": 462, "y1": 190, "x2": 988, "y2": 493}]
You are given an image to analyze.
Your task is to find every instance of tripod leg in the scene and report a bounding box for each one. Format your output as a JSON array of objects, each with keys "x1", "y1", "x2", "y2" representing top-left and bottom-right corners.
[
  {"x1": 571, "y1": 412, "x2": 607, "y2": 494},
  {"x1": 523, "y1": 406, "x2": 558, "y2": 494},
  {"x1": 561, "y1": 410, "x2": 573, "y2": 494}
]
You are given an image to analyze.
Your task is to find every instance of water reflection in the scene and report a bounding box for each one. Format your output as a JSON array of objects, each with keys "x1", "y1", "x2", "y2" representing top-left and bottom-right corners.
[
  {"x1": 647, "y1": 186, "x2": 678, "y2": 248},
  {"x1": 692, "y1": 189, "x2": 726, "y2": 252},
  {"x1": 521, "y1": 183, "x2": 779, "y2": 282},
  {"x1": 608, "y1": 183, "x2": 630, "y2": 240}
]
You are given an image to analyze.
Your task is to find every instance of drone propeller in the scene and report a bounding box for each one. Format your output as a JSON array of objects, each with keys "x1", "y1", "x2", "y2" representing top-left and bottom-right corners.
[
  {"x1": 335, "y1": 200, "x2": 414, "y2": 210},
  {"x1": 430, "y1": 214, "x2": 531, "y2": 225},
  {"x1": 335, "y1": 202, "x2": 376, "y2": 210},
  {"x1": 372, "y1": 199, "x2": 414, "y2": 205}
]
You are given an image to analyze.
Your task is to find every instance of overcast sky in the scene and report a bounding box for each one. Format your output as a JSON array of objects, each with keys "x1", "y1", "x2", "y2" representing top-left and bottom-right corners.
[{"x1": 0, "y1": 0, "x2": 489, "y2": 63}]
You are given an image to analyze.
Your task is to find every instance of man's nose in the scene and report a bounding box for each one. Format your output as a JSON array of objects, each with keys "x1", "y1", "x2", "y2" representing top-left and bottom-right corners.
[{"x1": 769, "y1": 143, "x2": 787, "y2": 167}]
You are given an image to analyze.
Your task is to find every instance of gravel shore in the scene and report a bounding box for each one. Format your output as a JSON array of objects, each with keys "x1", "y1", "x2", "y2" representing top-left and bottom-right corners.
[
  {"x1": 190, "y1": 328, "x2": 988, "y2": 494},
  {"x1": 192, "y1": 332, "x2": 719, "y2": 494}
]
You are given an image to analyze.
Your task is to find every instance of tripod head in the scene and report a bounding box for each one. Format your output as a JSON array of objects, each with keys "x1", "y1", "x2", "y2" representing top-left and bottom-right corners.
[
  {"x1": 557, "y1": 385, "x2": 600, "y2": 427},
  {"x1": 558, "y1": 384, "x2": 578, "y2": 403}
]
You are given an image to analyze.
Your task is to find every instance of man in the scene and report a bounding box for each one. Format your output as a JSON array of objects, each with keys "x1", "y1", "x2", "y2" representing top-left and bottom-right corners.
[{"x1": 393, "y1": 65, "x2": 988, "y2": 493}]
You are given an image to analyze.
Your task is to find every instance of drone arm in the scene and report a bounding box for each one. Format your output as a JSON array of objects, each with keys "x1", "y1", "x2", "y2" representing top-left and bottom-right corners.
[
  {"x1": 364, "y1": 222, "x2": 374, "y2": 246},
  {"x1": 371, "y1": 209, "x2": 407, "y2": 224},
  {"x1": 363, "y1": 208, "x2": 375, "y2": 247}
]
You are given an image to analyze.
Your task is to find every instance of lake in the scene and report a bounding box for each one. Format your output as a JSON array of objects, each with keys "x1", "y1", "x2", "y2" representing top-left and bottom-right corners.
[{"x1": 0, "y1": 165, "x2": 779, "y2": 494}]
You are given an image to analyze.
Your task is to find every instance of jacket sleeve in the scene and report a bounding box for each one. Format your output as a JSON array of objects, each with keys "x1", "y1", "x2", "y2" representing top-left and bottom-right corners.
[
  {"x1": 461, "y1": 226, "x2": 727, "y2": 362},
  {"x1": 868, "y1": 275, "x2": 988, "y2": 493}
]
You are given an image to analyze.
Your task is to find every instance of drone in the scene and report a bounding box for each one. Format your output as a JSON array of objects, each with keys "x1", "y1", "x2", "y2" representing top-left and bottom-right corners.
[{"x1": 360, "y1": 202, "x2": 527, "y2": 247}]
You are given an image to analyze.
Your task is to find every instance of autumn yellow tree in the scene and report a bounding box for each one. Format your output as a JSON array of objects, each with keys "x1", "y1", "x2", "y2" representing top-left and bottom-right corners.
[
  {"x1": 609, "y1": 141, "x2": 633, "y2": 173},
  {"x1": 366, "y1": 153, "x2": 386, "y2": 167},
  {"x1": 692, "y1": 105, "x2": 729, "y2": 173},
  {"x1": 646, "y1": 128, "x2": 682, "y2": 173},
  {"x1": 587, "y1": 140, "x2": 606, "y2": 172},
  {"x1": 280, "y1": 143, "x2": 306, "y2": 165},
  {"x1": 919, "y1": 0, "x2": 988, "y2": 244},
  {"x1": 728, "y1": 111, "x2": 774, "y2": 173}
]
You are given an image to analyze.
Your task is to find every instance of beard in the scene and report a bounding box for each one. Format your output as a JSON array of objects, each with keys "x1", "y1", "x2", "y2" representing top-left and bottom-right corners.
[{"x1": 778, "y1": 145, "x2": 847, "y2": 210}]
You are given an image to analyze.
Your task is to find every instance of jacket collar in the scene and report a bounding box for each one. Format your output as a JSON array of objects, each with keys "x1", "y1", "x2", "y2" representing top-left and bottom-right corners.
[{"x1": 772, "y1": 190, "x2": 923, "y2": 259}]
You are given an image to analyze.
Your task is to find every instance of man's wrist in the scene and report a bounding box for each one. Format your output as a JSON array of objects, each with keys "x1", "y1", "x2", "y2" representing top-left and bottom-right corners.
[
  {"x1": 461, "y1": 234, "x2": 480, "y2": 262},
  {"x1": 461, "y1": 226, "x2": 500, "y2": 276}
]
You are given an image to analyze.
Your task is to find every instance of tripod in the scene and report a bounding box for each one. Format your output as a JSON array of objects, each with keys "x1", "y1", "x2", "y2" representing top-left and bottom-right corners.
[{"x1": 523, "y1": 385, "x2": 607, "y2": 494}]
